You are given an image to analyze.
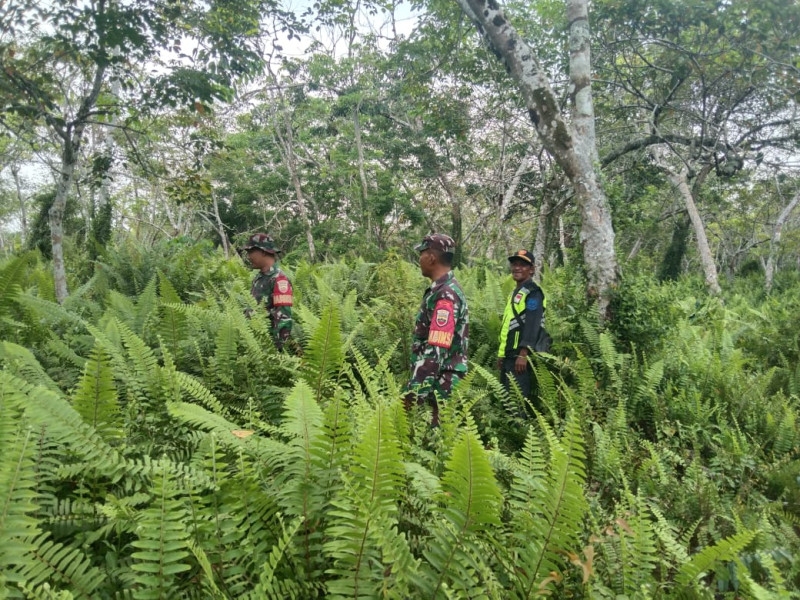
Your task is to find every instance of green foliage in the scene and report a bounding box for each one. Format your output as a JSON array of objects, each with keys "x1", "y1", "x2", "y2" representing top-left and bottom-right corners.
[{"x1": 1, "y1": 244, "x2": 798, "y2": 598}]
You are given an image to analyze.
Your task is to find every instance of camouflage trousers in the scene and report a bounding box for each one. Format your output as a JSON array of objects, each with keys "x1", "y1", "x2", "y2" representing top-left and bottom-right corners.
[{"x1": 403, "y1": 373, "x2": 462, "y2": 427}]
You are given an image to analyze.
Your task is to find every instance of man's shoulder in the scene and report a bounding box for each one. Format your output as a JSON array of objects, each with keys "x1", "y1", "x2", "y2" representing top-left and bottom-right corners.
[{"x1": 431, "y1": 279, "x2": 467, "y2": 313}]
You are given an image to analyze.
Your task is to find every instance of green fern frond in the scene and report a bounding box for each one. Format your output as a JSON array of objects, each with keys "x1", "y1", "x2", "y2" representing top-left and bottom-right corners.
[
  {"x1": 302, "y1": 300, "x2": 344, "y2": 403},
  {"x1": 44, "y1": 339, "x2": 87, "y2": 373},
  {"x1": 213, "y1": 317, "x2": 238, "y2": 387},
  {"x1": 157, "y1": 272, "x2": 187, "y2": 359},
  {"x1": 1, "y1": 372, "x2": 124, "y2": 480},
  {"x1": 246, "y1": 516, "x2": 304, "y2": 600},
  {"x1": 17, "y1": 581, "x2": 75, "y2": 600},
  {"x1": 13, "y1": 533, "x2": 103, "y2": 598},
  {"x1": 166, "y1": 402, "x2": 287, "y2": 468},
  {"x1": 174, "y1": 371, "x2": 231, "y2": 419},
  {"x1": 324, "y1": 400, "x2": 407, "y2": 599},
  {"x1": 186, "y1": 538, "x2": 226, "y2": 599},
  {"x1": 0, "y1": 420, "x2": 40, "y2": 578},
  {"x1": 131, "y1": 461, "x2": 192, "y2": 600},
  {"x1": 0, "y1": 342, "x2": 60, "y2": 393},
  {"x1": 471, "y1": 363, "x2": 525, "y2": 422},
  {"x1": 71, "y1": 343, "x2": 121, "y2": 441},
  {"x1": 133, "y1": 276, "x2": 158, "y2": 338},
  {"x1": 675, "y1": 529, "x2": 757, "y2": 588},
  {"x1": 510, "y1": 413, "x2": 588, "y2": 599},
  {"x1": 0, "y1": 252, "x2": 36, "y2": 318},
  {"x1": 117, "y1": 319, "x2": 162, "y2": 402},
  {"x1": 421, "y1": 419, "x2": 503, "y2": 598}
]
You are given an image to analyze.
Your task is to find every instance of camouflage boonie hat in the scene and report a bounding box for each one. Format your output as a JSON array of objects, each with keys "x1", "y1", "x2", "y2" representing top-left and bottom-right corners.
[
  {"x1": 244, "y1": 233, "x2": 280, "y2": 254},
  {"x1": 508, "y1": 249, "x2": 534, "y2": 265},
  {"x1": 415, "y1": 233, "x2": 456, "y2": 253}
]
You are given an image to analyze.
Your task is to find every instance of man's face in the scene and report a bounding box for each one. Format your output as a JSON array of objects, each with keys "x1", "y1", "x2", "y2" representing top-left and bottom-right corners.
[
  {"x1": 418, "y1": 248, "x2": 435, "y2": 278},
  {"x1": 509, "y1": 258, "x2": 533, "y2": 283},
  {"x1": 246, "y1": 248, "x2": 275, "y2": 270}
]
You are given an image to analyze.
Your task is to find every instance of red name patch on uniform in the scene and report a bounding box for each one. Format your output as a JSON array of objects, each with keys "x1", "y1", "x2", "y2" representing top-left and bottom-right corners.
[
  {"x1": 273, "y1": 277, "x2": 293, "y2": 306},
  {"x1": 428, "y1": 299, "x2": 455, "y2": 348}
]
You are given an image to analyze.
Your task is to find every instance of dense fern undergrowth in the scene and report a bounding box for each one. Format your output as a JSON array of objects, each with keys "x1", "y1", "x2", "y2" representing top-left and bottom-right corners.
[{"x1": 1, "y1": 243, "x2": 799, "y2": 599}]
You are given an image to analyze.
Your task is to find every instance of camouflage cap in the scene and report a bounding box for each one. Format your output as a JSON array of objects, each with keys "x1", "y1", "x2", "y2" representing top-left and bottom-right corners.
[
  {"x1": 508, "y1": 249, "x2": 534, "y2": 265},
  {"x1": 243, "y1": 233, "x2": 280, "y2": 254},
  {"x1": 414, "y1": 233, "x2": 456, "y2": 254}
]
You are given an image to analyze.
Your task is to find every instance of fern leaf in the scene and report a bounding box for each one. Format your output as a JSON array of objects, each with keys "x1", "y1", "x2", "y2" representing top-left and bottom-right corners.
[
  {"x1": 511, "y1": 413, "x2": 588, "y2": 598},
  {"x1": 0, "y1": 420, "x2": 40, "y2": 577},
  {"x1": 324, "y1": 400, "x2": 407, "y2": 599},
  {"x1": 675, "y1": 529, "x2": 757, "y2": 587},
  {"x1": 213, "y1": 317, "x2": 238, "y2": 387},
  {"x1": 302, "y1": 301, "x2": 344, "y2": 403},
  {"x1": 71, "y1": 343, "x2": 121, "y2": 441},
  {"x1": 157, "y1": 272, "x2": 187, "y2": 359},
  {"x1": 1, "y1": 372, "x2": 124, "y2": 480},
  {"x1": 422, "y1": 419, "x2": 503, "y2": 598},
  {"x1": 14, "y1": 533, "x2": 103, "y2": 597},
  {"x1": 131, "y1": 462, "x2": 192, "y2": 600},
  {"x1": 0, "y1": 342, "x2": 60, "y2": 393},
  {"x1": 0, "y1": 253, "x2": 35, "y2": 318}
]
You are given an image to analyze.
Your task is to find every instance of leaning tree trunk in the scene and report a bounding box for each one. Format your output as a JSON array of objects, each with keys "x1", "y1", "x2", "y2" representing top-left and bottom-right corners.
[
  {"x1": 457, "y1": 0, "x2": 618, "y2": 318},
  {"x1": 652, "y1": 147, "x2": 721, "y2": 294},
  {"x1": 765, "y1": 191, "x2": 800, "y2": 292}
]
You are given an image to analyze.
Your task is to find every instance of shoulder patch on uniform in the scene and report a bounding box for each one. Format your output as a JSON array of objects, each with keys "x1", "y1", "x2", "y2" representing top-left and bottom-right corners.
[
  {"x1": 273, "y1": 276, "x2": 293, "y2": 306},
  {"x1": 526, "y1": 297, "x2": 539, "y2": 311},
  {"x1": 428, "y1": 299, "x2": 454, "y2": 348}
]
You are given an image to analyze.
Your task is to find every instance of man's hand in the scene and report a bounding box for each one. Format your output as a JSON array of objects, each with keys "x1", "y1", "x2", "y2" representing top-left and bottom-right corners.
[
  {"x1": 515, "y1": 354, "x2": 528, "y2": 374},
  {"x1": 496, "y1": 357, "x2": 503, "y2": 370}
]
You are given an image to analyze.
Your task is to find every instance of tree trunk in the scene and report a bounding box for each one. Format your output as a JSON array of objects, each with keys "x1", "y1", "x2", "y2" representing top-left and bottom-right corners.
[
  {"x1": 765, "y1": 191, "x2": 800, "y2": 292},
  {"x1": 533, "y1": 195, "x2": 550, "y2": 278},
  {"x1": 48, "y1": 62, "x2": 107, "y2": 303},
  {"x1": 211, "y1": 192, "x2": 231, "y2": 259},
  {"x1": 651, "y1": 147, "x2": 720, "y2": 294},
  {"x1": 11, "y1": 164, "x2": 27, "y2": 245},
  {"x1": 50, "y1": 133, "x2": 80, "y2": 303},
  {"x1": 457, "y1": 0, "x2": 618, "y2": 318}
]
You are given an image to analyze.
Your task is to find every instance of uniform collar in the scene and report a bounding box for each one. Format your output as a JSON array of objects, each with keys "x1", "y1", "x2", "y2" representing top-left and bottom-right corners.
[
  {"x1": 260, "y1": 264, "x2": 279, "y2": 276},
  {"x1": 429, "y1": 270, "x2": 453, "y2": 293},
  {"x1": 514, "y1": 278, "x2": 534, "y2": 292}
]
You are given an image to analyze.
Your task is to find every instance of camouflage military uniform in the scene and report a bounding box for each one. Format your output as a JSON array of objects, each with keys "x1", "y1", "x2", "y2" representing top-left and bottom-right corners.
[
  {"x1": 250, "y1": 264, "x2": 293, "y2": 350},
  {"x1": 243, "y1": 233, "x2": 293, "y2": 351},
  {"x1": 407, "y1": 271, "x2": 469, "y2": 395},
  {"x1": 404, "y1": 234, "x2": 469, "y2": 425}
]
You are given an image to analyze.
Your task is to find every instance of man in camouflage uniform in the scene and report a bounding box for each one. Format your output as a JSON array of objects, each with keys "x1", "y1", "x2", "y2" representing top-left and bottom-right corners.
[
  {"x1": 243, "y1": 233, "x2": 293, "y2": 351},
  {"x1": 404, "y1": 233, "x2": 469, "y2": 426}
]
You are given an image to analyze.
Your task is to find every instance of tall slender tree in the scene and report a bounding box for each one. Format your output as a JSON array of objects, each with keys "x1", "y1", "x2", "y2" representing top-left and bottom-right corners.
[{"x1": 454, "y1": 0, "x2": 619, "y2": 316}]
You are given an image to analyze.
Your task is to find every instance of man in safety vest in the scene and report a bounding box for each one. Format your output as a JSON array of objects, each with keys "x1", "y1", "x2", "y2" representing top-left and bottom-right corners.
[
  {"x1": 404, "y1": 233, "x2": 469, "y2": 426},
  {"x1": 497, "y1": 249, "x2": 549, "y2": 407}
]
